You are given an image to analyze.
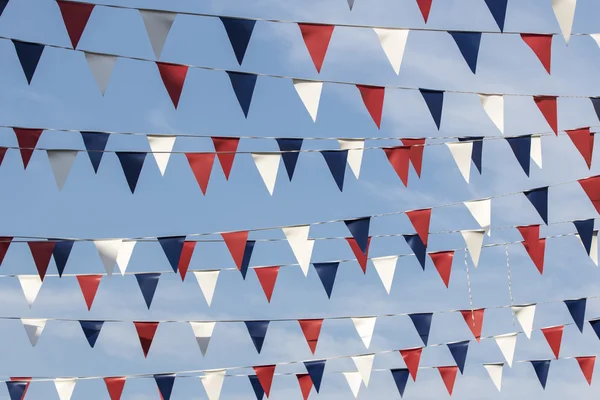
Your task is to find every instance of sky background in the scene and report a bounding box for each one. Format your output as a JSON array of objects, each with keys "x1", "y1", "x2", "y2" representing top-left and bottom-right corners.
[{"x1": 0, "y1": 0, "x2": 600, "y2": 398}]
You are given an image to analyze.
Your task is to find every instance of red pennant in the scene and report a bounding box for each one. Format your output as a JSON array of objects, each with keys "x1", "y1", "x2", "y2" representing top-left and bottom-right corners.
[
  {"x1": 521, "y1": 34, "x2": 552, "y2": 74},
  {"x1": 400, "y1": 347, "x2": 423, "y2": 381},
  {"x1": 14, "y1": 128, "x2": 43, "y2": 169},
  {"x1": 416, "y1": 0, "x2": 433, "y2": 22},
  {"x1": 401, "y1": 138, "x2": 426, "y2": 177},
  {"x1": 177, "y1": 241, "x2": 196, "y2": 281},
  {"x1": 517, "y1": 224, "x2": 540, "y2": 244},
  {"x1": 186, "y1": 153, "x2": 216, "y2": 195},
  {"x1": 212, "y1": 137, "x2": 240, "y2": 180},
  {"x1": 298, "y1": 319, "x2": 323, "y2": 354},
  {"x1": 406, "y1": 208, "x2": 432, "y2": 246},
  {"x1": 356, "y1": 85, "x2": 385, "y2": 128},
  {"x1": 134, "y1": 321, "x2": 159, "y2": 358},
  {"x1": 221, "y1": 231, "x2": 249, "y2": 270},
  {"x1": 56, "y1": 0, "x2": 94, "y2": 48},
  {"x1": 9, "y1": 377, "x2": 31, "y2": 400},
  {"x1": 77, "y1": 275, "x2": 102, "y2": 310},
  {"x1": 346, "y1": 237, "x2": 371, "y2": 274},
  {"x1": 579, "y1": 175, "x2": 600, "y2": 213},
  {"x1": 567, "y1": 128, "x2": 594, "y2": 168},
  {"x1": 27, "y1": 241, "x2": 55, "y2": 281},
  {"x1": 429, "y1": 250, "x2": 454, "y2": 288},
  {"x1": 156, "y1": 62, "x2": 188, "y2": 109},
  {"x1": 522, "y1": 238, "x2": 546, "y2": 274},
  {"x1": 104, "y1": 377, "x2": 126, "y2": 400},
  {"x1": 0, "y1": 147, "x2": 7, "y2": 166},
  {"x1": 297, "y1": 374, "x2": 313, "y2": 400},
  {"x1": 253, "y1": 365, "x2": 276, "y2": 397},
  {"x1": 0, "y1": 237, "x2": 12, "y2": 267},
  {"x1": 255, "y1": 266, "x2": 280, "y2": 303},
  {"x1": 576, "y1": 356, "x2": 595, "y2": 385},
  {"x1": 534, "y1": 96, "x2": 558, "y2": 135},
  {"x1": 460, "y1": 309, "x2": 485, "y2": 342},
  {"x1": 384, "y1": 146, "x2": 411, "y2": 187},
  {"x1": 541, "y1": 325, "x2": 564, "y2": 359},
  {"x1": 437, "y1": 366, "x2": 458, "y2": 395},
  {"x1": 298, "y1": 24, "x2": 335, "y2": 73}
]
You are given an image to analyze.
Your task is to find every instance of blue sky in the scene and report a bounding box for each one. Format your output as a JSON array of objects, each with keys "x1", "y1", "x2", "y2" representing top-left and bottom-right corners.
[{"x1": 1, "y1": 0, "x2": 600, "y2": 398}]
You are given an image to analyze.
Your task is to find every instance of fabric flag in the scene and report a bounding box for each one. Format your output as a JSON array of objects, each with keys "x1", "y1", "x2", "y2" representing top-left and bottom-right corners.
[
  {"x1": 460, "y1": 309, "x2": 485, "y2": 342},
  {"x1": 21, "y1": 318, "x2": 46, "y2": 347},
  {"x1": 0, "y1": 237, "x2": 11, "y2": 267},
  {"x1": 495, "y1": 333, "x2": 517, "y2": 367},
  {"x1": 352, "y1": 317, "x2": 376, "y2": 349},
  {"x1": 253, "y1": 365, "x2": 276, "y2": 397},
  {"x1": 576, "y1": 356, "x2": 595, "y2": 385},
  {"x1": 447, "y1": 142, "x2": 473, "y2": 183},
  {"x1": 409, "y1": 313, "x2": 433, "y2": 345},
  {"x1": 190, "y1": 322, "x2": 215, "y2": 356},
  {"x1": 479, "y1": 94, "x2": 504, "y2": 133},
  {"x1": 429, "y1": 251, "x2": 453, "y2": 287},
  {"x1": 6, "y1": 379, "x2": 30, "y2": 400},
  {"x1": 94, "y1": 239, "x2": 122, "y2": 276},
  {"x1": 283, "y1": 225, "x2": 314, "y2": 276},
  {"x1": 343, "y1": 372, "x2": 362, "y2": 398},
  {"x1": 220, "y1": 17, "x2": 256, "y2": 65},
  {"x1": 47, "y1": 150, "x2": 76, "y2": 190},
  {"x1": 296, "y1": 374, "x2": 312, "y2": 400},
  {"x1": 76, "y1": 275, "x2": 101, "y2": 310},
  {"x1": 245, "y1": 321, "x2": 269, "y2": 353},
  {"x1": 352, "y1": 354, "x2": 375, "y2": 386},
  {"x1": 591, "y1": 231, "x2": 599, "y2": 266},
  {"x1": 134, "y1": 321, "x2": 159, "y2": 358},
  {"x1": 156, "y1": 62, "x2": 188, "y2": 108},
  {"x1": 534, "y1": 96, "x2": 558, "y2": 135},
  {"x1": 85, "y1": 52, "x2": 116, "y2": 95},
  {"x1": 461, "y1": 229, "x2": 485, "y2": 267},
  {"x1": 158, "y1": 236, "x2": 185, "y2": 273},
  {"x1": 56, "y1": 0, "x2": 94, "y2": 48},
  {"x1": 345, "y1": 217, "x2": 370, "y2": 255},
  {"x1": 304, "y1": 360, "x2": 325, "y2": 392},
  {"x1": 140, "y1": 10, "x2": 176, "y2": 59},
  {"x1": 0, "y1": 0, "x2": 8, "y2": 17},
  {"x1": 384, "y1": 146, "x2": 411, "y2": 186},
  {"x1": 356, "y1": 85, "x2": 385, "y2": 128},
  {"x1": 420, "y1": 89, "x2": 444, "y2": 129},
  {"x1": 592, "y1": 97, "x2": 600, "y2": 121},
  {"x1": 201, "y1": 370, "x2": 225, "y2": 400},
  {"x1": 276, "y1": 138, "x2": 303, "y2": 181},
  {"x1": 147, "y1": 135, "x2": 176, "y2": 176},
  {"x1": 524, "y1": 187, "x2": 549, "y2": 224},
  {"x1": 564, "y1": 298, "x2": 586, "y2": 333},
  {"x1": 511, "y1": 304, "x2": 536, "y2": 339},
  {"x1": 400, "y1": 347, "x2": 422, "y2": 381},
  {"x1": 116, "y1": 241, "x2": 135, "y2": 276},
  {"x1": 401, "y1": 138, "x2": 426, "y2": 178},
  {"x1": 212, "y1": 137, "x2": 239, "y2": 180},
  {"x1": 566, "y1": 127, "x2": 594, "y2": 168},
  {"x1": 347, "y1": 0, "x2": 355, "y2": 9},
  {"x1": 135, "y1": 273, "x2": 160, "y2": 309},
  {"x1": 484, "y1": 0, "x2": 508, "y2": 31},
  {"x1": 80, "y1": 131, "x2": 109, "y2": 173},
  {"x1": 416, "y1": 0, "x2": 432, "y2": 23},
  {"x1": 390, "y1": 369, "x2": 410, "y2": 397},
  {"x1": 79, "y1": 320, "x2": 103, "y2": 348},
  {"x1": 18, "y1": 275, "x2": 42, "y2": 307},
  {"x1": 552, "y1": 0, "x2": 577, "y2": 44},
  {"x1": 404, "y1": 234, "x2": 427, "y2": 270},
  {"x1": 104, "y1": 377, "x2": 126, "y2": 400},
  {"x1": 464, "y1": 199, "x2": 491, "y2": 233},
  {"x1": 447, "y1": 342, "x2": 469, "y2": 375},
  {"x1": 517, "y1": 225, "x2": 546, "y2": 274},
  {"x1": 591, "y1": 318, "x2": 600, "y2": 339},
  {"x1": 28, "y1": 241, "x2": 55, "y2": 281},
  {"x1": 13, "y1": 40, "x2": 44, "y2": 84},
  {"x1": 458, "y1": 137, "x2": 483, "y2": 174},
  {"x1": 252, "y1": 153, "x2": 281, "y2": 195},
  {"x1": 186, "y1": 152, "x2": 216, "y2": 194},
  {"x1": 521, "y1": 34, "x2": 552, "y2": 74},
  {"x1": 574, "y1": 219, "x2": 594, "y2": 255},
  {"x1": 406, "y1": 208, "x2": 431, "y2": 246},
  {"x1": 227, "y1": 71, "x2": 258, "y2": 117},
  {"x1": 531, "y1": 360, "x2": 551, "y2": 389},
  {"x1": 221, "y1": 231, "x2": 252, "y2": 278},
  {"x1": 298, "y1": 24, "x2": 335, "y2": 72},
  {"x1": 321, "y1": 150, "x2": 348, "y2": 191},
  {"x1": 542, "y1": 325, "x2": 564, "y2": 359},
  {"x1": 372, "y1": 255, "x2": 398, "y2": 294},
  {"x1": 54, "y1": 378, "x2": 76, "y2": 400},
  {"x1": 507, "y1": 135, "x2": 532, "y2": 176},
  {"x1": 14, "y1": 128, "x2": 43, "y2": 169},
  {"x1": 373, "y1": 28, "x2": 409, "y2": 75},
  {"x1": 255, "y1": 266, "x2": 279, "y2": 303},
  {"x1": 178, "y1": 241, "x2": 195, "y2": 281},
  {"x1": 338, "y1": 139, "x2": 365, "y2": 179},
  {"x1": 249, "y1": 375, "x2": 265, "y2": 400},
  {"x1": 483, "y1": 363, "x2": 504, "y2": 391},
  {"x1": 116, "y1": 152, "x2": 146, "y2": 193},
  {"x1": 292, "y1": 80, "x2": 322, "y2": 122},
  {"x1": 449, "y1": 31, "x2": 482, "y2": 73},
  {"x1": 579, "y1": 175, "x2": 600, "y2": 213},
  {"x1": 437, "y1": 366, "x2": 458, "y2": 395},
  {"x1": 531, "y1": 135, "x2": 543, "y2": 169},
  {"x1": 154, "y1": 374, "x2": 175, "y2": 400},
  {"x1": 314, "y1": 262, "x2": 339, "y2": 298},
  {"x1": 298, "y1": 319, "x2": 323, "y2": 354}
]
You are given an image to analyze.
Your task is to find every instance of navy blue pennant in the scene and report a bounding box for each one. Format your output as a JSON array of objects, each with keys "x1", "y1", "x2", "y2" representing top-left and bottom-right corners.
[
  {"x1": 81, "y1": 131, "x2": 109, "y2": 173},
  {"x1": 345, "y1": 217, "x2": 371, "y2": 255},
  {"x1": 52, "y1": 240, "x2": 74, "y2": 277},
  {"x1": 591, "y1": 98, "x2": 600, "y2": 122},
  {"x1": 0, "y1": 0, "x2": 9, "y2": 17},
  {"x1": 135, "y1": 273, "x2": 161, "y2": 309},
  {"x1": 227, "y1": 71, "x2": 257, "y2": 117},
  {"x1": 313, "y1": 262, "x2": 339, "y2": 298},
  {"x1": 321, "y1": 150, "x2": 348, "y2": 191},
  {"x1": 420, "y1": 89, "x2": 444, "y2": 130},
  {"x1": 154, "y1": 374, "x2": 176, "y2": 400},
  {"x1": 590, "y1": 318, "x2": 600, "y2": 340},
  {"x1": 524, "y1": 187, "x2": 548, "y2": 224},
  {"x1": 158, "y1": 236, "x2": 186, "y2": 273},
  {"x1": 304, "y1": 360, "x2": 326, "y2": 392},
  {"x1": 240, "y1": 240, "x2": 255, "y2": 280},
  {"x1": 408, "y1": 313, "x2": 433, "y2": 345},
  {"x1": 220, "y1": 17, "x2": 256, "y2": 65},
  {"x1": 404, "y1": 234, "x2": 427, "y2": 270},
  {"x1": 13, "y1": 40, "x2": 44, "y2": 84},
  {"x1": 116, "y1": 152, "x2": 146, "y2": 193},
  {"x1": 484, "y1": 0, "x2": 508, "y2": 32},
  {"x1": 245, "y1": 320, "x2": 270, "y2": 353},
  {"x1": 531, "y1": 360, "x2": 551, "y2": 389},
  {"x1": 249, "y1": 375, "x2": 264, "y2": 400},
  {"x1": 564, "y1": 298, "x2": 586, "y2": 333},
  {"x1": 449, "y1": 32, "x2": 482, "y2": 74},
  {"x1": 506, "y1": 135, "x2": 531, "y2": 176},
  {"x1": 276, "y1": 138, "x2": 303, "y2": 180},
  {"x1": 390, "y1": 369, "x2": 410, "y2": 397},
  {"x1": 458, "y1": 137, "x2": 483, "y2": 173},
  {"x1": 447, "y1": 341, "x2": 470, "y2": 374},
  {"x1": 6, "y1": 381, "x2": 28, "y2": 400},
  {"x1": 574, "y1": 219, "x2": 594, "y2": 255},
  {"x1": 79, "y1": 320, "x2": 104, "y2": 348}
]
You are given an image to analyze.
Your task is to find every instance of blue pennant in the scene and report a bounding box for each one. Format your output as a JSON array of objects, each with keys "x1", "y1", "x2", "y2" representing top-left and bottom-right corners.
[
  {"x1": 420, "y1": 89, "x2": 444, "y2": 130},
  {"x1": 116, "y1": 152, "x2": 146, "y2": 193},
  {"x1": 484, "y1": 0, "x2": 509, "y2": 32},
  {"x1": 313, "y1": 262, "x2": 339, "y2": 298},
  {"x1": 524, "y1": 187, "x2": 548, "y2": 225},
  {"x1": 245, "y1": 320, "x2": 270, "y2": 353},
  {"x1": 52, "y1": 240, "x2": 74, "y2": 277},
  {"x1": 590, "y1": 318, "x2": 600, "y2": 340},
  {"x1": 81, "y1": 131, "x2": 110, "y2": 173},
  {"x1": 574, "y1": 219, "x2": 594, "y2": 255},
  {"x1": 564, "y1": 298, "x2": 587, "y2": 333},
  {"x1": 531, "y1": 360, "x2": 551, "y2": 389},
  {"x1": 154, "y1": 374, "x2": 176, "y2": 400},
  {"x1": 449, "y1": 32, "x2": 482, "y2": 74},
  {"x1": 220, "y1": 17, "x2": 256, "y2": 65},
  {"x1": 345, "y1": 217, "x2": 371, "y2": 255},
  {"x1": 506, "y1": 135, "x2": 531, "y2": 176},
  {"x1": 135, "y1": 273, "x2": 161, "y2": 309},
  {"x1": 321, "y1": 150, "x2": 348, "y2": 192},
  {"x1": 447, "y1": 341, "x2": 470, "y2": 374},
  {"x1": 390, "y1": 369, "x2": 410, "y2": 398},
  {"x1": 79, "y1": 320, "x2": 104, "y2": 348},
  {"x1": 240, "y1": 240, "x2": 255, "y2": 280},
  {"x1": 592, "y1": 98, "x2": 600, "y2": 122},
  {"x1": 227, "y1": 71, "x2": 257, "y2": 118},
  {"x1": 249, "y1": 375, "x2": 264, "y2": 400},
  {"x1": 404, "y1": 234, "x2": 427, "y2": 270},
  {"x1": 304, "y1": 360, "x2": 326, "y2": 392},
  {"x1": 0, "y1": 0, "x2": 9, "y2": 17},
  {"x1": 158, "y1": 236, "x2": 186, "y2": 273},
  {"x1": 6, "y1": 381, "x2": 28, "y2": 400},
  {"x1": 13, "y1": 40, "x2": 44, "y2": 84},
  {"x1": 276, "y1": 138, "x2": 303, "y2": 180},
  {"x1": 458, "y1": 137, "x2": 483, "y2": 173},
  {"x1": 408, "y1": 313, "x2": 433, "y2": 345}
]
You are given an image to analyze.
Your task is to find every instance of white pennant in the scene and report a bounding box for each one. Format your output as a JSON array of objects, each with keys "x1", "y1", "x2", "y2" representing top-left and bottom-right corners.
[
  {"x1": 479, "y1": 94, "x2": 504, "y2": 134},
  {"x1": 282, "y1": 225, "x2": 315, "y2": 276},
  {"x1": 201, "y1": 370, "x2": 226, "y2": 400},
  {"x1": 447, "y1": 142, "x2": 473, "y2": 183},
  {"x1": 352, "y1": 354, "x2": 375, "y2": 387},
  {"x1": 591, "y1": 231, "x2": 599, "y2": 266},
  {"x1": 21, "y1": 318, "x2": 47, "y2": 346},
  {"x1": 18, "y1": 275, "x2": 42, "y2": 307},
  {"x1": 148, "y1": 135, "x2": 176, "y2": 176},
  {"x1": 483, "y1": 363, "x2": 504, "y2": 391},
  {"x1": 190, "y1": 322, "x2": 216, "y2": 356},
  {"x1": 116, "y1": 241, "x2": 136, "y2": 276},
  {"x1": 351, "y1": 317, "x2": 377, "y2": 349},
  {"x1": 347, "y1": 0, "x2": 355, "y2": 10},
  {"x1": 552, "y1": 0, "x2": 577, "y2": 44},
  {"x1": 338, "y1": 139, "x2": 365, "y2": 179},
  {"x1": 531, "y1": 135, "x2": 543, "y2": 169},
  {"x1": 84, "y1": 52, "x2": 117, "y2": 95},
  {"x1": 94, "y1": 239, "x2": 123, "y2": 276},
  {"x1": 461, "y1": 229, "x2": 485, "y2": 267},
  {"x1": 193, "y1": 271, "x2": 220, "y2": 306},
  {"x1": 47, "y1": 150, "x2": 77, "y2": 190},
  {"x1": 140, "y1": 10, "x2": 177, "y2": 59},
  {"x1": 252, "y1": 153, "x2": 281, "y2": 196},
  {"x1": 373, "y1": 28, "x2": 410, "y2": 75},
  {"x1": 591, "y1": 34, "x2": 600, "y2": 48},
  {"x1": 371, "y1": 255, "x2": 397, "y2": 294},
  {"x1": 494, "y1": 333, "x2": 517, "y2": 367},
  {"x1": 511, "y1": 304, "x2": 536, "y2": 339},
  {"x1": 54, "y1": 378, "x2": 77, "y2": 400},
  {"x1": 464, "y1": 199, "x2": 491, "y2": 234},
  {"x1": 343, "y1": 372, "x2": 363, "y2": 398},
  {"x1": 293, "y1": 79, "x2": 323, "y2": 122}
]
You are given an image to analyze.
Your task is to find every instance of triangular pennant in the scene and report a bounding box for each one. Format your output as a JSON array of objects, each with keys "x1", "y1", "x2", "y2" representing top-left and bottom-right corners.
[
  {"x1": 56, "y1": 0, "x2": 94, "y2": 48},
  {"x1": 390, "y1": 369, "x2": 410, "y2": 397},
  {"x1": 13, "y1": 40, "x2": 44, "y2": 84},
  {"x1": 154, "y1": 374, "x2": 175, "y2": 400},
  {"x1": 356, "y1": 85, "x2": 385, "y2": 128},
  {"x1": 84, "y1": 52, "x2": 116, "y2": 95},
  {"x1": 406, "y1": 208, "x2": 431, "y2": 246},
  {"x1": 304, "y1": 360, "x2": 325, "y2": 392},
  {"x1": 479, "y1": 94, "x2": 504, "y2": 133},
  {"x1": 552, "y1": 0, "x2": 577, "y2": 44},
  {"x1": 345, "y1": 217, "x2": 370, "y2": 255},
  {"x1": 104, "y1": 377, "x2": 126, "y2": 400},
  {"x1": 518, "y1": 224, "x2": 540, "y2": 244},
  {"x1": 458, "y1": 137, "x2": 483, "y2": 174},
  {"x1": 116, "y1": 152, "x2": 146, "y2": 193},
  {"x1": 484, "y1": 0, "x2": 508, "y2": 31},
  {"x1": 520, "y1": 237, "x2": 546, "y2": 274},
  {"x1": 14, "y1": 128, "x2": 43, "y2": 169},
  {"x1": 576, "y1": 356, "x2": 595, "y2": 385},
  {"x1": 347, "y1": 0, "x2": 355, "y2": 9},
  {"x1": 321, "y1": 150, "x2": 348, "y2": 191},
  {"x1": 245, "y1": 321, "x2": 270, "y2": 353},
  {"x1": 18, "y1": 275, "x2": 42, "y2": 307},
  {"x1": 399, "y1": 347, "x2": 422, "y2": 381},
  {"x1": 592, "y1": 97, "x2": 600, "y2": 121},
  {"x1": 139, "y1": 10, "x2": 176, "y2": 59},
  {"x1": 460, "y1": 309, "x2": 485, "y2": 342},
  {"x1": 134, "y1": 321, "x2": 159, "y2": 358},
  {"x1": 80, "y1": 131, "x2": 109, "y2": 173},
  {"x1": 252, "y1": 153, "x2": 281, "y2": 195},
  {"x1": 0, "y1": 237, "x2": 11, "y2": 267},
  {"x1": 338, "y1": 139, "x2": 365, "y2": 179},
  {"x1": 255, "y1": 266, "x2": 279, "y2": 303},
  {"x1": 298, "y1": 319, "x2": 323, "y2": 354},
  {"x1": 193, "y1": 271, "x2": 219, "y2": 306},
  {"x1": 416, "y1": 0, "x2": 433, "y2": 23},
  {"x1": 201, "y1": 370, "x2": 225, "y2": 400},
  {"x1": 483, "y1": 363, "x2": 504, "y2": 391},
  {"x1": 534, "y1": 96, "x2": 558, "y2": 135},
  {"x1": 186, "y1": 152, "x2": 216, "y2": 194},
  {"x1": 220, "y1": 17, "x2": 256, "y2": 65},
  {"x1": 373, "y1": 28, "x2": 409, "y2": 75},
  {"x1": 79, "y1": 320, "x2": 104, "y2": 348},
  {"x1": 531, "y1": 135, "x2": 543, "y2": 168},
  {"x1": 292, "y1": 80, "x2": 322, "y2": 122},
  {"x1": 296, "y1": 374, "x2": 312, "y2": 400},
  {"x1": 541, "y1": 325, "x2": 564, "y2": 359},
  {"x1": 21, "y1": 318, "x2": 46, "y2": 347},
  {"x1": 429, "y1": 251, "x2": 453, "y2": 288},
  {"x1": 464, "y1": 199, "x2": 491, "y2": 233},
  {"x1": 564, "y1": 298, "x2": 586, "y2": 333},
  {"x1": 47, "y1": 150, "x2": 77, "y2": 190},
  {"x1": 352, "y1": 317, "x2": 376, "y2": 349},
  {"x1": 221, "y1": 231, "x2": 251, "y2": 278},
  {"x1": 506, "y1": 135, "x2": 532, "y2": 176},
  {"x1": 372, "y1": 255, "x2": 397, "y2": 294},
  {"x1": 6, "y1": 380, "x2": 30, "y2": 400},
  {"x1": 420, "y1": 89, "x2": 444, "y2": 129},
  {"x1": 437, "y1": 366, "x2": 458, "y2": 395},
  {"x1": 591, "y1": 231, "x2": 599, "y2": 265},
  {"x1": 524, "y1": 187, "x2": 549, "y2": 224},
  {"x1": 248, "y1": 376, "x2": 264, "y2": 400},
  {"x1": 591, "y1": 318, "x2": 600, "y2": 339},
  {"x1": 446, "y1": 141, "x2": 473, "y2": 183},
  {"x1": 401, "y1": 138, "x2": 426, "y2": 177},
  {"x1": 212, "y1": 137, "x2": 240, "y2": 180},
  {"x1": 94, "y1": 239, "x2": 122, "y2": 276},
  {"x1": 158, "y1": 236, "x2": 185, "y2": 273},
  {"x1": 147, "y1": 135, "x2": 176, "y2": 176},
  {"x1": 343, "y1": 372, "x2": 362, "y2": 398},
  {"x1": 227, "y1": 71, "x2": 257, "y2": 117},
  {"x1": 27, "y1": 241, "x2": 55, "y2": 281},
  {"x1": 449, "y1": 31, "x2": 482, "y2": 73},
  {"x1": 409, "y1": 313, "x2": 433, "y2": 345},
  {"x1": 494, "y1": 333, "x2": 517, "y2": 367},
  {"x1": 156, "y1": 62, "x2": 188, "y2": 108},
  {"x1": 190, "y1": 322, "x2": 216, "y2": 356},
  {"x1": 0, "y1": 0, "x2": 8, "y2": 17},
  {"x1": 282, "y1": 225, "x2": 314, "y2": 276},
  {"x1": 566, "y1": 127, "x2": 594, "y2": 168},
  {"x1": 384, "y1": 146, "x2": 411, "y2": 186},
  {"x1": 135, "y1": 273, "x2": 160, "y2": 309},
  {"x1": 531, "y1": 360, "x2": 551, "y2": 389},
  {"x1": 521, "y1": 34, "x2": 553, "y2": 74},
  {"x1": 404, "y1": 234, "x2": 427, "y2": 270},
  {"x1": 116, "y1": 241, "x2": 135, "y2": 276},
  {"x1": 298, "y1": 24, "x2": 335, "y2": 72},
  {"x1": 579, "y1": 175, "x2": 600, "y2": 213},
  {"x1": 313, "y1": 262, "x2": 339, "y2": 298},
  {"x1": 54, "y1": 378, "x2": 76, "y2": 400},
  {"x1": 277, "y1": 138, "x2": 303, "y2": 180},
  {"x1": 461, "y1": 230, "x2": 485, "y2": 267},
  {"x1": 253, "y1": 365, "x2": 276, "y2": 397},
  {"x1": 447, "y1": 341, "x2": 469, "y2": 374},
  {"x1": 512, "y1": 304, "x2": 536, "y2": 339},
  {"x1": 575, "y1": 219, "x2": 594, "y2": 255},
  {"x1": 352, "y1": 354, "x2": 375, "y2": 386}
]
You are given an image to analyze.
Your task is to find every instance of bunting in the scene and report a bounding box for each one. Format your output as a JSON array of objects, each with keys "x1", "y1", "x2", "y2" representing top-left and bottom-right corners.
[
  {"x1": 420, "y1": 89, "x2": 444, "y2": 129},
  {"x1": 104, "y1": 377, "x2": 126, "y2": 400},
  {"x1": 81, "y1": 131, "x2": 109, "y2": 173},
  {"x1": 85, "y1": 52, "x2": 117, "y2": 95},
  {"x1": 531, "y1": 360, "x2": 551, "y2": 389},
  {"x1": 252, "y1": 153, "x2": 280, "y2": 195},
  {"x1": 297, "y1": 374, "x2": 312, "y2": 400},
  {"x1": 77, "y1": 275, "x2": 101, "y2": 310},
  {"x1": 552, "y1": 0, "x2": 578, "y2": 44},
  {"x1": 373, "y1": 28, "x2": 409, "y2": 75},
  {"x1": 116, "y1": 152, "x2": 146, "y2": 193},
  {"x1": 372, "y1": 255, "x2": 397, "y2": 293},
  {"x1": 479, "y1": 94, "x2": 504, "y2": 133},
  {"x1": 194, "y1": 271, "x2": 219, "y2": 306},
  {"x1": 190, "y1": 322, "x2": 215, "y2": 356},
  {"x1": 521, "y1": 34, "x2": 553, "y2": 74},
  {"x1": 277, "y1": 138, "x2": 303, "y2": 180},
  {"x1": 534, "y1": 96, "x2": 558, "y2": 135},
  {"x1": 14, "y1": 128, "x2": 43, "y2": 169},
  {"x1": 400, "y1": 347, "x2": 422, "y2": 381},
  {"x1": 564, "y1": 298, "x2": 586, "y2": 333},
  {"x1": 429, "y1": 251, "x2": 453, "y2": 287},
  {"x1": 541, "y1": 325, "x2": 564, "y2": 359},
  {"x1": 227, "y1": 72, "x2": 257, "y2": 117},
  {"x1": 298, "y1": 319, "x2": 323, "y2": 354},
  {"x1": 245, "y1": 321, "x2": 270, "y2": 353},
  {"x1": 390, "y1": 369, "x2": 410, "y2": 397},
  {"x1": 304, "y1": 360, "x2": 325, "y2": 392},
  {"x1": 201, "y1": 370, "x2": 225, "y2": 400},
  {"x1": 56, "y1": 0, "x2": 95, "y2": 49},
  {"x1": 409, "y1": 313, "x2": 433, "y2": 346},
  {"x1": 220, "y1": 17, "x2": 256, "y2": 65},
  {"x1": 576, "y1": 356, "x2": 595, "y2": 385},
  {"x1": 13, "y1": 40, "x2": 44, "y2": 84},
  {"x1": 449, "y1": 31, "x2": 482, "y2": 73},
  {"x1": 253, "y1": 365, "x2": 276, "y2": 397},
  {"x1": 415, "y1": 0, "x2": 432, "y2": 23},
  {"x1": 512, "y1": 304, "x2": 536, "y2": 339},
  {"x1": 140, "y1": 10, "x2": 176, "y2": 59},
  {"x1": 460, "y1": 309, "x2": 484, "y2": 342},
  {"x1": 447, "y1": 341, "x2": 469, "y2": 374},
  {"x1": 321, "y1": 150, "x2": 348, "y2": 191},
  {"x1": 255, "y1": 266, "x2": 279, "y2": 303},
  {"x1": 134, "y1": 321, "x2": 159, "y2": 358},
  {"x1": 79, "y1": 320, "x2": 104, "y2": 348},
  {"x1": 484, "y1": 0, "x2": 508, "y2": 32},
  {"x1": 495, "y1": 333, "x2": 517, "y2": 367},
  {"x1": 566, "y1": 127, "x2": 594, "y2": 168},
  {"x1": 156, "y1": 62, "x2": 188, "y2": 108},
  {"x1": 437, "y1": 366, "x2": 458, "y2": 395},
  {"x1": 356, "y1": 85, "x2": 385, "y2": 128},
  {"x1": 298, "y1": 24, "x2": 335, "y2": 72},
  {"x1": 313, "y1": 262, "x2": 339, "y2": 298},
  {"x1": 352, "y1": 317, "x2": 376, "y2": 349},
  {"x1": 338, "y1": 139, "x2": 365, "y2": 179},
  {"x1": 292, "y1": 81, "x2": 322, "y2": 122},
  {"x1": 483, "y1": 363, "x2": 504, "y2": 391},
  {"x1": 186, "y1": 152, "x2": 216, "y2": 194}
]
